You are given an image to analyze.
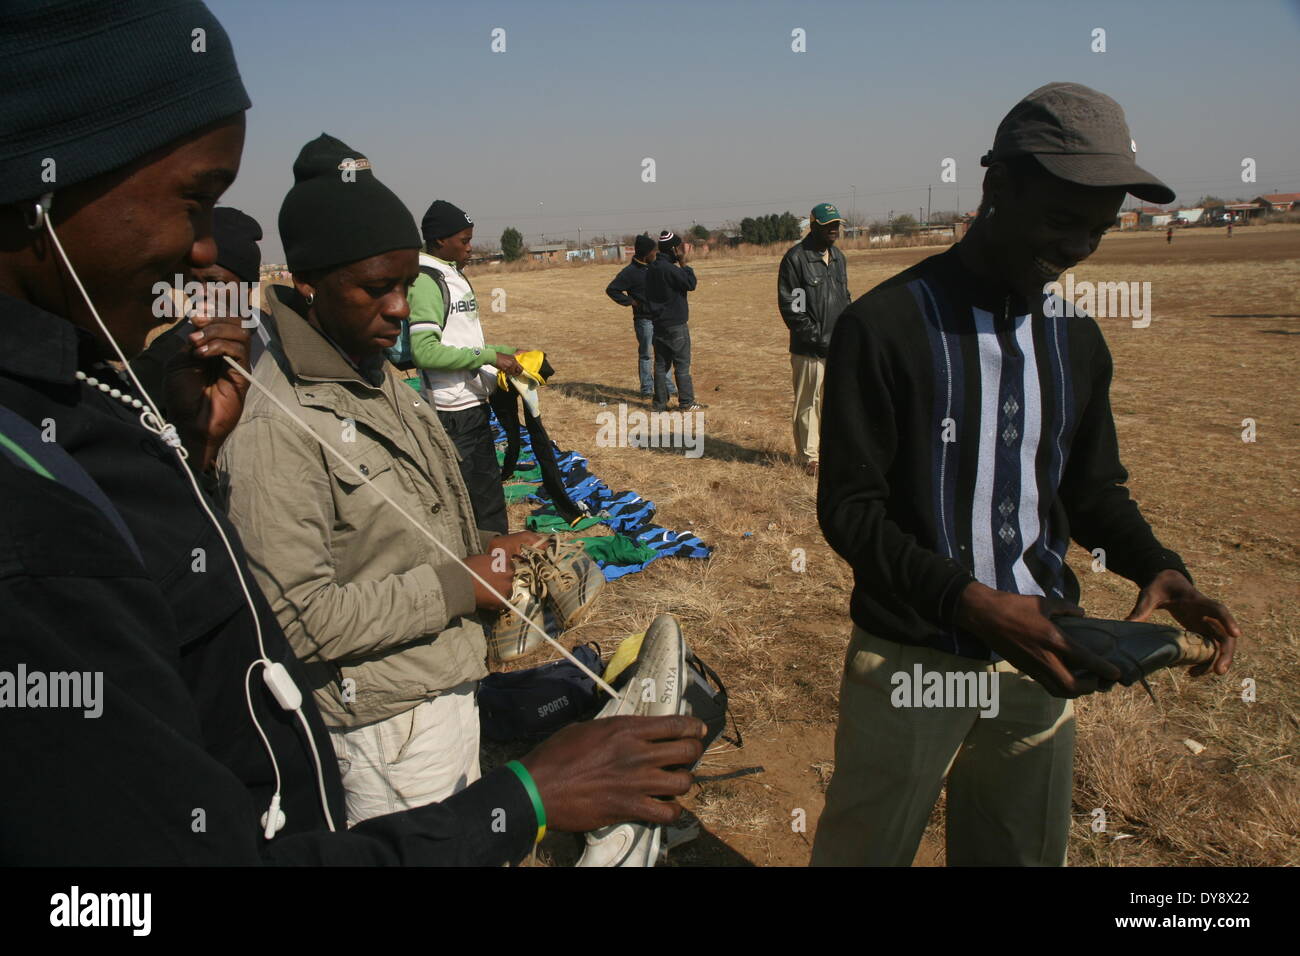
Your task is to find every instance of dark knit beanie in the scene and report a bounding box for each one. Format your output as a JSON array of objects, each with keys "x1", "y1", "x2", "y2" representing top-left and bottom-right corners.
[
  {"x1": 634, "y1": 234, "x2": 656, "y2": 257},
  {"x1": 421, "y1": 200, "x2": 474, "y2": 246},
  {"x1": 0, "y1": 0, "x2": 250, "y2": 206},
  {"x1": 658, "y1": 230, "x2": 681, "y2": 255},
  {"x1": 278, "y1": 134, "x2": 420, "y2": 273},
  {"x1": 212, "y1": 207, "x2": 262, "y2": 283}
]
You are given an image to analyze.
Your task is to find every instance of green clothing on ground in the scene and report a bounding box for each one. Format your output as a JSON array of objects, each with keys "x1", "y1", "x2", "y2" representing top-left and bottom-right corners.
[
  {"x1": 574, "y1": 534, "x2": 658, "y2": 567},
  {"x1": 503, "y1": 481, "x2": 541, "y2": 503},
  {"x1": 525, "y1": 511, "x2": 604, "y2": 533}
]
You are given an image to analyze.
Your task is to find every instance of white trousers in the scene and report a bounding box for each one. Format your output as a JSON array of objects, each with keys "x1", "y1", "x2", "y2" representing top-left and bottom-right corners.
[{"x1": 328, "y1": 680, "x2": 482, "y2": 826}]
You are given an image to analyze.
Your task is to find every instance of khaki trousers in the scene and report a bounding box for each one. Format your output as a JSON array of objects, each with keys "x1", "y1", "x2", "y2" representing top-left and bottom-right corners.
[
  {"x1": 790, "y1": 353, "x2": 825, "y2": 465},
  {"x1": 328, "y1": 680, "x2": 482, "y2": 826},
  {"x1": 812, "y1": 628, "x2": 1075, "y2": 866}
]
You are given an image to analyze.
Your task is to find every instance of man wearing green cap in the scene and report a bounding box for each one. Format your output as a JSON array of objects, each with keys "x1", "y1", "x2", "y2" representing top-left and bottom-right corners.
[
  {"x1": 813, "y1": 83, "x2": 1240, "y2": 866},
  {"x1": 777, "y1": 203, "x2": 851, "y2": 477}
]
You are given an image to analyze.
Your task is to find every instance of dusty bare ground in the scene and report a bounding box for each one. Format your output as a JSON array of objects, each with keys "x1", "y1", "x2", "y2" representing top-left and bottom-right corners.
[{"x1": 476, "y1": 224, "x2": 1300, "y2": 867}]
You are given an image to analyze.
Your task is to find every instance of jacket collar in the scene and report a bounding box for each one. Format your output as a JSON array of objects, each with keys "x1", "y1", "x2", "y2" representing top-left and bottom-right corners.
[
  {"x1": 799, "y1": 237, "x2": 839, "y2": 263},
  {"x1": 0, "y1": 290, "x2": 99, "y2": 386},
  {"x1": 265, "y1": 286, "x2": 386, "y2": 388}
]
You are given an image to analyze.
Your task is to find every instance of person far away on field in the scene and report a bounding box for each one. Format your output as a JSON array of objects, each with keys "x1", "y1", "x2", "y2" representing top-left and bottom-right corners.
[
  {"x1": 777, "y1": 202, "x2": 851, "y2": 478},
  {"x1": 644, "y1": 230, "x2": 705, "y2": 412},
  {"x1": 606, "y1": 233, "x2": 675, "y2": 400}
]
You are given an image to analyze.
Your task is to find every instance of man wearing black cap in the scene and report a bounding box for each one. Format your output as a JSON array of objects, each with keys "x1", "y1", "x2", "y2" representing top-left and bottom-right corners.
[
  {"x1": 813, "y1": 82, "x2": 1240, "y2": 866},
  {"x1": 0, "y1": 0, "x2": 705, "y2": 865},
  {"x1": 606, "y1": 235, "x2": 674, "y2": 399},
  {"x1": 645, "y1": 231, "x2": 705, "y2": 411},
  {"x1": 409, "y1": 199, "x2": 524, "y2": 534}
]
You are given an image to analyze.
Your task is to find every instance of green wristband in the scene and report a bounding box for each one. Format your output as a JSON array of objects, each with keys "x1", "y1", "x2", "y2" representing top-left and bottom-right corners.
[{"x1": 505, "y1": 760, "x2": 546, "y2": 843}]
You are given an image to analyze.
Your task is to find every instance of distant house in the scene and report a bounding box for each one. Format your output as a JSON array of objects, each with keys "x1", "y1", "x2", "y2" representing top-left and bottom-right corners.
[
  {"x1": 1255, "y1": 193, "x2": 1300, "y2": 214},
  {"x1": 528, "y1": 242, "x2": 569, "y2": 262},
  {"x1": 565, "y1": 248, "x2": 596, "y2": 262},
  {"x1": 1137, "y1": 205, "x2": 1168, "y2": 227},
  {"x1": 1172, "y1": 207, "x2": 1204, "y2": 224},
  {"x1": 1224, "y1": 201, "x2": 1263, "y2": 222},
  {"x1": 598, "y1": 242, "x2": 625, "y2": 260},
  {"x1": 1117, "y1": 210, "x2": 1139, "y2": 229}
]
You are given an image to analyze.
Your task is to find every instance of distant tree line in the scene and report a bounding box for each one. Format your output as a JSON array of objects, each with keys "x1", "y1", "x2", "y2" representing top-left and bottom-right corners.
[{"x1": 739, "y1": 212, "x2": 801, "y2": 245}]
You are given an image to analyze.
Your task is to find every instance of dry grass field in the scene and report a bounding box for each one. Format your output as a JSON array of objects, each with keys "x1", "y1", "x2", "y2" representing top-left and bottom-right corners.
[{"x1": 474, "y1": 224, "x2": 1299, "y2": 867}]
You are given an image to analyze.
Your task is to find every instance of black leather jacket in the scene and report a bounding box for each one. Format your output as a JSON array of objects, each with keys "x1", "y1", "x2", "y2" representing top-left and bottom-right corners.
[{"x1": 777, "y1": 238, "x2": 851, "y2": 357}]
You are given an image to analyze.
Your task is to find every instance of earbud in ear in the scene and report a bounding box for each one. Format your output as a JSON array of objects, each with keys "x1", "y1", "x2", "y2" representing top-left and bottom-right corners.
[{"x1": 25, "y1": 192, "x2": 55, "y2": 231}]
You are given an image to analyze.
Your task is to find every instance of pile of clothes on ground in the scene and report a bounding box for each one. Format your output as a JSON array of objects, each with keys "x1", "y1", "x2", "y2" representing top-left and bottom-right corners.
[{"x1": 491, "y1": 413, "x2": 710, "y2": 580}]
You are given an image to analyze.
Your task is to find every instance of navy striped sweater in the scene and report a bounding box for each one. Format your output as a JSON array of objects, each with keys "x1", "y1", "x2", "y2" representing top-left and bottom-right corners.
[{"x1": 819, "y1": 245, "x2": 1188, "y2": 660}]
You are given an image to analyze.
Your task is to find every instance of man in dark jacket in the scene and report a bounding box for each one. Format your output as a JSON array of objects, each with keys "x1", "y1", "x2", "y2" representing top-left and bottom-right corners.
[
  {"x1": 606, "y1": 234, "x2": 673, "y2": 399},
  {"x1": 644, "y1": 231, "x2": 704, "y2": 411},
  {"x1": 812, "y1": 83, "x2": 1240, "y2": 866},
  {"x1": 777, "y1": 203, "x2": 851, "y2": 477},
  {"x1": 0, "y1": 0, "x2": 703, "y2": 866}
]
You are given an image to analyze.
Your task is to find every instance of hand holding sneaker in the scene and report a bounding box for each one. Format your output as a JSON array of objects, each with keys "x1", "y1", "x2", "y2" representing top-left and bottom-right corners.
[{"x1": 519, "y1": 715, "x2": 706, "y2": 833}]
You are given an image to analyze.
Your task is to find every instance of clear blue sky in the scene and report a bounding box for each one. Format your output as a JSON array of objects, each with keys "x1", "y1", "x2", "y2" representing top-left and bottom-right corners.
[{"x1": 209, "y1": 0, "x2": 1300, "y2": 261}]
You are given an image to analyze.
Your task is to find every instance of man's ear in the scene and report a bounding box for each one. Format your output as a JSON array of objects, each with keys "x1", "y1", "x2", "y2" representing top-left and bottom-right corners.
[
  {"x1": 983, "y1": 163, "x2": 1013, "y2": 212},
  {"x1": 290, "y1": 272, "x2": 316, "y2": 303}
]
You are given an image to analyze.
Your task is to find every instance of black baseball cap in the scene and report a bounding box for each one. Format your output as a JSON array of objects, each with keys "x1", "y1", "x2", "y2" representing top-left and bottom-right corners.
[{"x1": 980, "y1": 82, "x2": 1175, "y2": 205}]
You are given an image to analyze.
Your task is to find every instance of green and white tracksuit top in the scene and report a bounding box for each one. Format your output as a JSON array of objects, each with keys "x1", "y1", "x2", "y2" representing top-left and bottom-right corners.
[{"x1": 408, "y1": 252, "x2": 513, "y2": 411}]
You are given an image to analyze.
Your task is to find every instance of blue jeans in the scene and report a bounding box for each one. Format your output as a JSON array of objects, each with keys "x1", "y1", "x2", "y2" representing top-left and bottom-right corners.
[
  {"x1": 635, "y1": 316, "x2": 674, "y2": 396},
  {"x1": 653, "y1": 323, "x2": 694, "y2": 407}
]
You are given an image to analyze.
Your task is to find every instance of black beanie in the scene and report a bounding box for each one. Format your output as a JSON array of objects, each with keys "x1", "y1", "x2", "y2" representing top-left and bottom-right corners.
[
  {"x1": 0, "y1": 0, "x2": 250, "y2": 206},
  {"x1": 213, "y1": 207, "x2": 262, "y2": 283},
  {"x1": 658, "y1": 230, "x2": 681, "y2": 255},
  {"x1": 634, "y1": 234, "x2": 656, "y2": 257},
  {"x1": 278, "y1": 133, "x2": 420, "y2": 273},
  {"x1": 421, "y1": 200, "x2": 474, "y2": 247}
]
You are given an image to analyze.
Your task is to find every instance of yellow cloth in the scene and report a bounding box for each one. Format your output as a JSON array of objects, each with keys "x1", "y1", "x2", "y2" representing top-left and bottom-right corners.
[
  {"x1": 496, "y1": 349, "x2": 547, "y2": 391},
  {"x1": 602, "y1": 632, "x2": 645, "y2": 685},
  {"x1": 497, "y1": 349, "x2": 548, "y2": 418}
]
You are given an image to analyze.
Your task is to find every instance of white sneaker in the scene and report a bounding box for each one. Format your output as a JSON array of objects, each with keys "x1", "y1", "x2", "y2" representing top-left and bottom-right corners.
[{"x1": 575, "y1": 614, "x2": 687, "y2": 867}]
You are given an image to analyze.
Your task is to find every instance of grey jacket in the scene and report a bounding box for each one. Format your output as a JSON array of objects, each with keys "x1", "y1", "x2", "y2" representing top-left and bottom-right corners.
[{"x1": 218, "y1": 285, "x2": 488, "y2": 727}]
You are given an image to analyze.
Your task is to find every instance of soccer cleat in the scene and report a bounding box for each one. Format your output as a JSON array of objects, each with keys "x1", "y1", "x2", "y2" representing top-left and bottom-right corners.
[
  {"x1": 485, "y1": 557, "x2": 547, "y2": 664},
  {"x1": 526, "y1": 537, "x2": 604, "y2": 629},
  {"x1": 576, "y1": 614, "x2": 688, "y2": 868},
  {"x1": 1056, "y1": 616, "x2": 1219, "y2": 698}
]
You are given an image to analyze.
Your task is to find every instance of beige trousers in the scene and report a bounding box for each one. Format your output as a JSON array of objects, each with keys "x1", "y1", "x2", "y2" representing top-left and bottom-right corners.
[
  {"x1": 812, "y1": 628, "x2": 1075, "y2": 866},
  {"x1": 790, "y1": 353, "x2": 825, "y2": 465},
  {"x1": 328, "y1": 680, "x2": 482, "y2": 826}
]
